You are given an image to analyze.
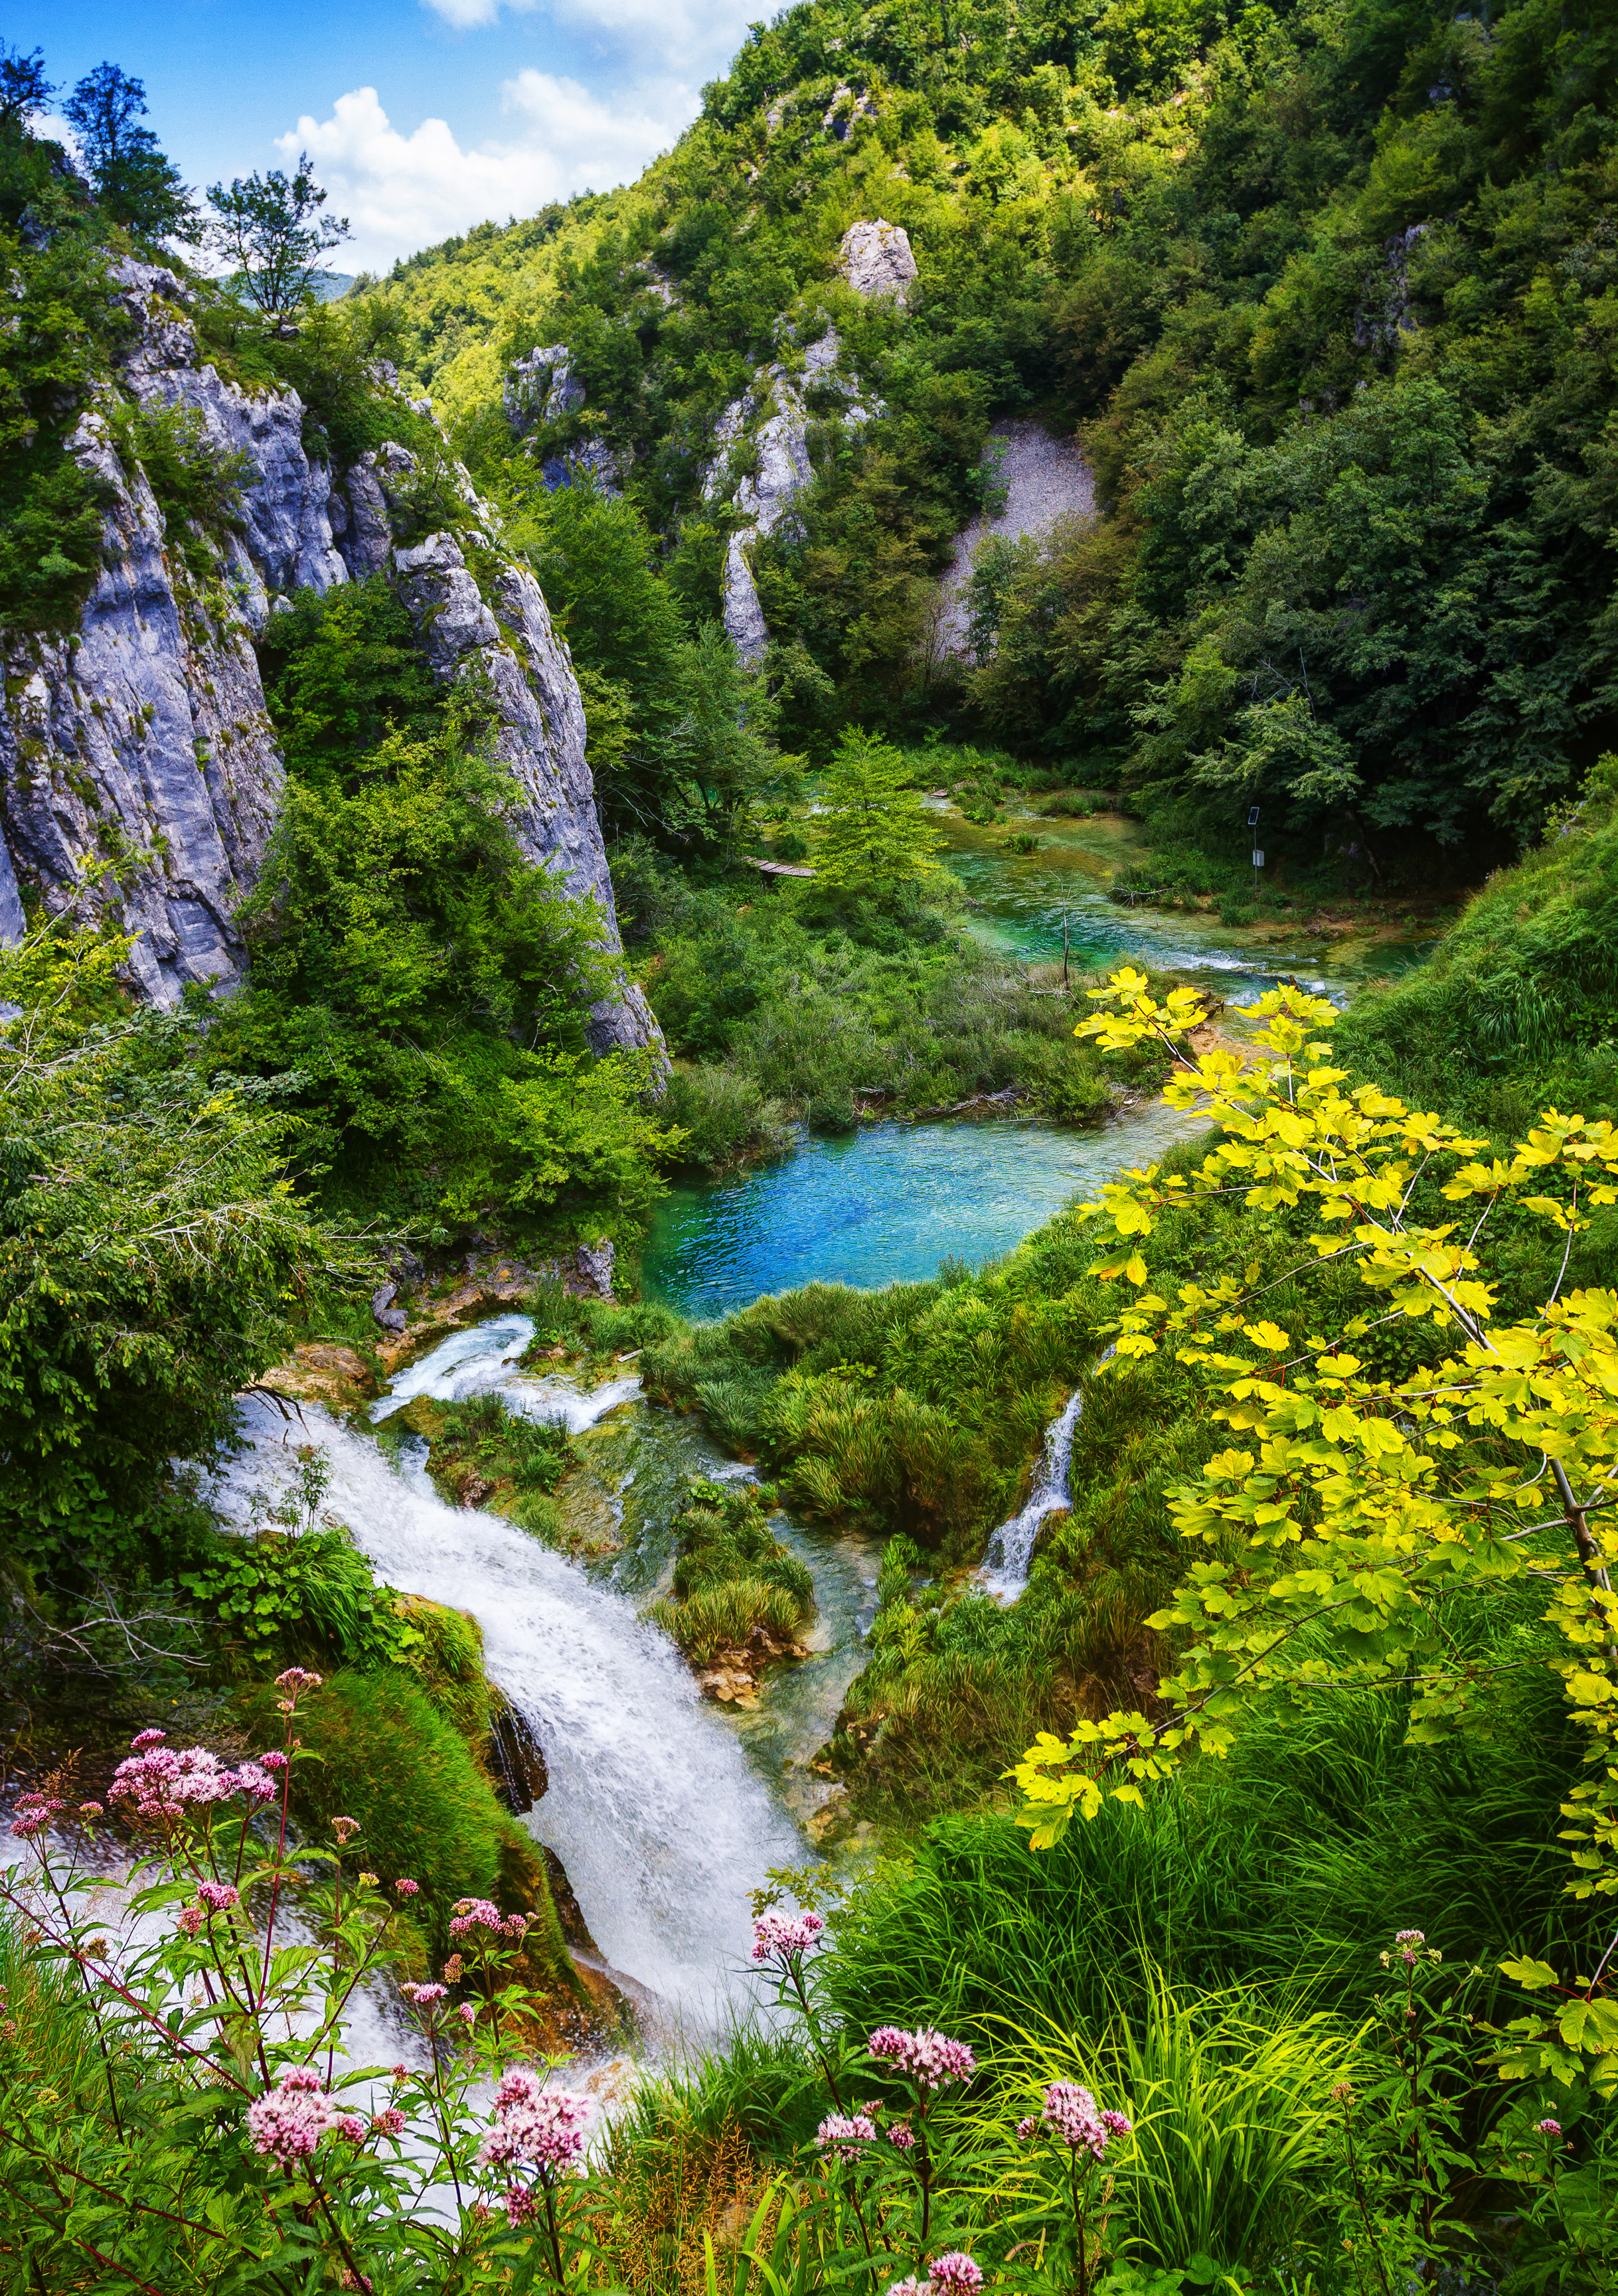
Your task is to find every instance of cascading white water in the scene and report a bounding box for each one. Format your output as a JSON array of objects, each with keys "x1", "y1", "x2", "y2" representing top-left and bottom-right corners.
[
  {"x1": 978, "y1": 1388, "x2": 1086, "y2": 1604},
  {"x1": 214, "y1": 1335, "x2": 805, "y2": 2037}
]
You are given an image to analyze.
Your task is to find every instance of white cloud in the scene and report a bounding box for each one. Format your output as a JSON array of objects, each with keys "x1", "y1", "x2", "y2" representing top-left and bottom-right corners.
[
  {"x1": 420, "y1": 0, "x2": 758, "y2": 72},
  {"x1": 276, "y1": 78, "x2": 688, "y2": 271}
]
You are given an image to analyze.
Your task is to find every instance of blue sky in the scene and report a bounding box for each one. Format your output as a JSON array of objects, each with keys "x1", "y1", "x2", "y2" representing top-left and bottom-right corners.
[{"x1": 23, "y1": 0, "x2": 760, "y2": 270}]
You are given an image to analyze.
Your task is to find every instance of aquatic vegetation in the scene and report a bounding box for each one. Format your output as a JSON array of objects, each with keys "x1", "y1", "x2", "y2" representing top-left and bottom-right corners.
[{"x1": 648, "y1": 1476, "x2": 815, "y2": 1680}]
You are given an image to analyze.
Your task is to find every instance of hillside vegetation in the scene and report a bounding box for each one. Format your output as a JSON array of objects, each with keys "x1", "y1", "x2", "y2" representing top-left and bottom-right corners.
[
  {"x1": 369, "y1": 0, "x2": 1615, "y2": 874},
  {"x1": 5, "y1": 9, "x2": 1618, "y2": 2289}
]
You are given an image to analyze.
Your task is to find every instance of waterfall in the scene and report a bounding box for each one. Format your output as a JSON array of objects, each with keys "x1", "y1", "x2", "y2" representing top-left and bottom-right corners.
[
  {"x1": 214, "y1": 1336, "x2": 804, "y2": 2036},
  {"x1": 977, "y1": 1388, "x2": 1085, "y2": 1602}
]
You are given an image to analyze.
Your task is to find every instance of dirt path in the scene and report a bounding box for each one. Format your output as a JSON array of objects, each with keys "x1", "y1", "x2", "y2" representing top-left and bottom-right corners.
[{"x1": 937, "y1": 419, "x2": 1095, "y2": 652}]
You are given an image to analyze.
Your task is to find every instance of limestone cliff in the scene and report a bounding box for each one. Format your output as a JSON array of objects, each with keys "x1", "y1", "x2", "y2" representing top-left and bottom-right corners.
[
  {"x1": 0, "y1": 261, "x2": 662, "y2": 1062},
  {"x1": 701, "y1": 220, "x2": 915, "y2": 662}
]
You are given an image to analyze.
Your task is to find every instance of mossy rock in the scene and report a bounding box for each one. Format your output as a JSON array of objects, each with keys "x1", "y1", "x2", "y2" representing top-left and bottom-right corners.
[{"x1": 235, "y1": 1668, "x2": 577, "y2": 1993}]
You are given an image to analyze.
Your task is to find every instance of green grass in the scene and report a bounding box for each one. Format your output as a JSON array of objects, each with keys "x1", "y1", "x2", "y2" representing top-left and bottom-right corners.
[
  {"x1": 647, "y1": 1478, "x2": 815, "y2": 1667},
  {"x1": 411, "y1": 1390, "x2": 574, "y2": 1536},
  {"x1": 1339, "y1": 755, "x2": 1618, "y2": 1136}
]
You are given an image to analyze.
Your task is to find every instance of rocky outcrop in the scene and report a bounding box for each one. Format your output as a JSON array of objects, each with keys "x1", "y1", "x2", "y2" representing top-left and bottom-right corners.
[
  {"x1": 0, "y1": 406, "x2": 286, "y2": 1001},
  {"x1": 704, "y1": 224, "x2": 912, "y2": 661},
  {"x1": 504, "y1": 344, "x2": 625, "y2": 495},
  {"x1": 705, "y1": 329, "x2": 872, "y2": 662},
  {"x1": 505, "y1": 344, "x2": 585, "y2": 431},
  {"x1": 838, "y1": 218, "x2": 917, "y2": 300},
  {"x1": 388, "y1": 528, "x2": 661, "y2": 1059},
  {"x1": 1, "y1": 260, "x2": 663, "y2": 1066}
]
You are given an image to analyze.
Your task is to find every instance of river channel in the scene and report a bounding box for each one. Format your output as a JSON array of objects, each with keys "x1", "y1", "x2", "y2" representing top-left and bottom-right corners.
[{"x1": 229, "y1": 807, "x2": 1433, "y2": 2046}]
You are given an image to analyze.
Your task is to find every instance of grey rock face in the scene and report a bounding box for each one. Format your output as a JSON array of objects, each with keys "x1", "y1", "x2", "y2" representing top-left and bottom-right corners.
[
  {"x1": 540, "y1": 438, "x2": 625, "y2": 496},
  {"x1": 0, "y1": 409, "x2": 284, "y2": 1001},
  {"x1": 705, "y1": 328, "x2": 870, "y2": 664},
  {"x1": 839, "y1": 219, "x2": 918, "y2": 300},
  {"x1": 2, "y1": 258, "x2": 664, "y2": 1075},
  {"x1": 117, "y1": 262, "x2": 348, "y2": 609},
  {"x1": 505, "y1": 344, "x2": 586, "y2": 433},
  {"x1": 390, "y1": 534, "x2": 665, "y2": 1069}
]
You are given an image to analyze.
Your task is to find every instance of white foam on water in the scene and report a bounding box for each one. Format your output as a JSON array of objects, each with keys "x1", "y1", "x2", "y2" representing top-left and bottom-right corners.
[
  {"x1": 977, "y1": 1387, "x2": 1087, "y2": 1603},
  {"x1": 215, "y1": 1320, "x2": 804, "y2": 2036}
]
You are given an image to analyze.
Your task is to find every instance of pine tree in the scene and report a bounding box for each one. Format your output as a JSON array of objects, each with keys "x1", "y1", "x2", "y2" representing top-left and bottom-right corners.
[{"x1": 812, "y1": 728, "x2": 941, "y2": 891}]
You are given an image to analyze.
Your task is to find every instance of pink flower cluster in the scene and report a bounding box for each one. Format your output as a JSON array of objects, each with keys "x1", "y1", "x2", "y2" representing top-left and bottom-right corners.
[
  {"x1": 449, "y1": 1897, "x2": 530, "y2": 1942},
  {"x1": 751, "y1": 1909, "x2": 826, "y2": 1964},
  {"x1": 867, "y1": 2027, "x2": 977, "y2": 2090},
  {"x1": 109, "y1": 1731, "x2": 279, "y2": 1821},
  {"x1": 10, "y1": 1790, "x2": 64, "y2": 1841},
  {"x1": 197, "y1": 1880, "x2": 240, "y2": 1914},
  {"x1": 246, "y1": 2064, "x2": 339, "y2": 2165},
  {"x1": 478, "y1": 2069, "x2": 594, "y2": 2181},
  {"x1": 816, "y1": 2111, "x2": 877, "y2": 2161},
  {"x1": 1018, "y1": 2084, "x2": 1131, "y2": 2161},
  {"x1": 885, "y1": 2260, "x2": 981, "y2": 2296},
  {"x1": 400, "y1": 1982, "x2": 447, "y2": 2009}
]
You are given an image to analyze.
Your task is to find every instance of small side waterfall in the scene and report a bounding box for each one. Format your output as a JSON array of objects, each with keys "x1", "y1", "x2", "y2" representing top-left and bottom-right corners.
[
  {"x1": 214, "y1": 1351, "x2": 805, "y2": 2036},
  {"x1": 978, "y1": 1388, "x2": 1085, "y2": 1602}
]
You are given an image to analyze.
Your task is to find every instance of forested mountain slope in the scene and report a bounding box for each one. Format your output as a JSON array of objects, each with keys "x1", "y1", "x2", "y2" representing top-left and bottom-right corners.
[{"x1": 370, "y1": 0, "x2": 1617, "y2": 872}]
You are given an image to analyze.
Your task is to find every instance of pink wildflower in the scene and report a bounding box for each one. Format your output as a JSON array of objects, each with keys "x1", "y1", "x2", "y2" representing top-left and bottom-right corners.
[
  {"x1": 751, "y1": 1910, "x2": 825, "y2": 1964},
  {"x1": 1536, "y1": 2119, "x2": 1562, "y2": 2137},
  {"x1": 1101, "y1": 2109, "x2": 1133, "y2": 2143},
  {"x1": 449, "y1": 1896, "x2": 528, "y2": 1941},
  {"x1": 886, "y1": 2279, "x2": 930, "y2": 2296},
  {"x1": 331, "y1": 1815, "x2": 360, "y2": 1844},
  {"x1": 9, "y1": 1801, "x2": 60, "y2": 1841},
  {"x1": 274, "y1": 1667, "x2": 323, "y2": 1697},
  {"x1": 177, "y1": 1906, "x2": 204, "y2": 1938},
  {"x1": 1041, "y1": 2082, "x2": 1109, "y2": 2161},
  {"x1": 339, "y1": 2114, "x2": 366, "y2": 2142},
  {"x1": 401, "y1": 1982, "x2": 447, "y2": 2007},
  {"x1": 888, "y1": 2121, "x2": 916, "y2": 2151},
  {"x1": 234, "y1": 1762, "x2": 278, "y2": 1805},
  {"x1": 131, "y1": 1729, "x2": 167, "y2": 1750},
  {"x1": 866, "y1": 2027, "x2": 976, "y2": 2090},
  {"x1": 816, "y1": 2111, "x2": 877, "y2": 2162},
  {"x1": 394, "y1": 1877, "x2": 420, "y2": 1897},
  {"x1": 197, "y1": 1880, "x2": 240, "y2": 1914},
  {"x1": 260, "y1": 1750, "x2": 289, "y2": 1772},
  {"x1": 459, "y1": 2003, "x2": 478, "y2": 2026},
  {"x1": 479, "y1": 2072, "x2": 593, "y2": 2181},
  {"x1": 373, "y1": 2108, "x2": 406, "y2": 2137},
  {"x1": 246, "y1": 2064, "x2": 337, "y2": 2165},
  {"x1": 505, "y1": 2184, "x2": 538, "y2": 2228},
  {"x1": 110, "y1": 1744, "x2": 246, "y2": 1821},
  {"x1": 930, "y1": 2256, "x2": 982, "y2": 2296},
  {"x1": 78, "y1": 1801, "x2": 104, "y2": 1817},
  {"x1": 1016, "y1": 2116, "x2": 1038, "y2": 2141}
]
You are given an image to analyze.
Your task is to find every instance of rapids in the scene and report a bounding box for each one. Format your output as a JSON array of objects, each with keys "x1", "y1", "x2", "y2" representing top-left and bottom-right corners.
[{"x1": 214, "y1": 1372, "x2": 805, "y2": 2038}]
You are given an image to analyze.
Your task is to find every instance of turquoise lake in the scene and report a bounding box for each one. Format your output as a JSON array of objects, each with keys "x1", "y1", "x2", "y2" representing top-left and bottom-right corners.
[{"x1": 641, "y1": 804, "x2": 1435, "y2": 1321}]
